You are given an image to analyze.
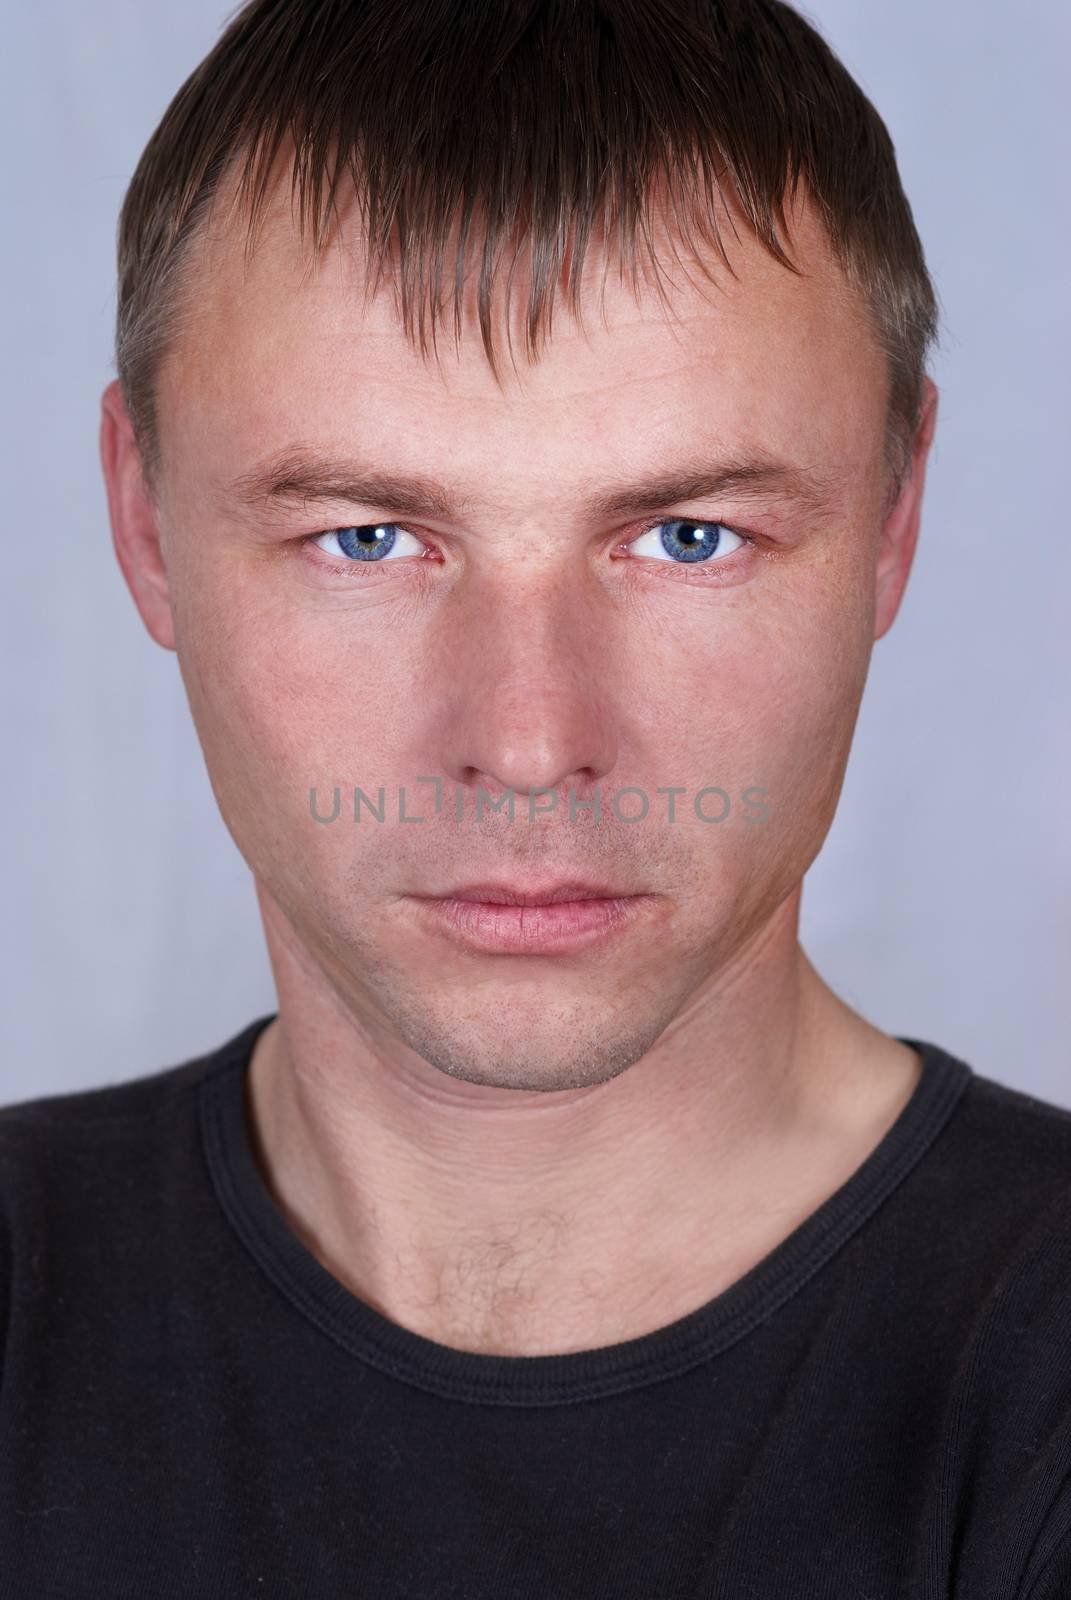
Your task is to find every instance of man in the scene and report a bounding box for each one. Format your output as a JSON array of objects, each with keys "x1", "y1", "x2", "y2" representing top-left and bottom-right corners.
[{"x1": 2, "y1": 1, "x2": 1069, "y2": 1594}]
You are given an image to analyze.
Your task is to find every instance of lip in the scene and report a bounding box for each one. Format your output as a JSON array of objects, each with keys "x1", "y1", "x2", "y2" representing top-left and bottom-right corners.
[
  {"x1": 433, "y1": 880, "x2": 634, "y2": 906},
  {"x1": 408, "y1": 881, "x2": 654, "y2": 954}
]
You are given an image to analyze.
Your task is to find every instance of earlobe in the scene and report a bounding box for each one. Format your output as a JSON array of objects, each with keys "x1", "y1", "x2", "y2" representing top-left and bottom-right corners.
[
  {"x1": 873, "y1": 378, "x2": 939, "y2": 642},
  {"x1": 99, "y1": 378, "x2": 177, "y2": 652}
]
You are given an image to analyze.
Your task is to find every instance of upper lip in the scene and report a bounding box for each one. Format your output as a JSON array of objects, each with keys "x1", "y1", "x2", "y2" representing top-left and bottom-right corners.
[{"x1": 421, "y1": 880, "x2": 638, "y2": 907}]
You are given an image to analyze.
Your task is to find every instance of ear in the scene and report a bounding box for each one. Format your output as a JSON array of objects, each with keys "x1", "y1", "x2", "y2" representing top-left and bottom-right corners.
[
  {"x1": 99, "y1": 378, "x2": 176, "y2": 651},
  {"x1": 873, "y1": 376, "x2": 939, "y2": 641}
]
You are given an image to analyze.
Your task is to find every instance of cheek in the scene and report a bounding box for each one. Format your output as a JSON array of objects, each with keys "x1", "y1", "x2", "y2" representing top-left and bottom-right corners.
[
  {"x1": 174, "y1": 599, "x2": 408, "y2": 910},
  {"x1": 181, "y1": 585, "x2": 415, "y2": 790},
  {"x1": 641, "y1": 558, "x2": 873, "y2": 839},
  {"x1": 743, "y1": 575, "x2": 873, "y2": 836}
]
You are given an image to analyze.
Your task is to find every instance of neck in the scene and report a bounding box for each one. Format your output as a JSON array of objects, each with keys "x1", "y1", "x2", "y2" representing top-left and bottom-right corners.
[{"x1": 245, "y1": 888, "x2": 921, "y2": 1357}]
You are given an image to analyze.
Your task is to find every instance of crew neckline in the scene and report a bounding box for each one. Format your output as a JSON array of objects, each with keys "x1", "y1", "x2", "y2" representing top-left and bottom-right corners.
[{"x1": 198, "y1": 1011, "x2": 973, "y2": 1408}]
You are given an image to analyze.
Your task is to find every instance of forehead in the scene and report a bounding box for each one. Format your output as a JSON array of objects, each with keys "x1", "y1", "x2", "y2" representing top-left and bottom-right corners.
[{"x1": 156, "y1": 160, "x2": 886, "y2": 495}]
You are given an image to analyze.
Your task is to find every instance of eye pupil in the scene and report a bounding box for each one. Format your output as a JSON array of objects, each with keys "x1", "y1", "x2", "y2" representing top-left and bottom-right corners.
[
  {"x1": 337, "y1": 524, "x2": 397, "y2": 561},
  {"x1": 659, "y1": 520, "x2": 724, "y2": 564}
]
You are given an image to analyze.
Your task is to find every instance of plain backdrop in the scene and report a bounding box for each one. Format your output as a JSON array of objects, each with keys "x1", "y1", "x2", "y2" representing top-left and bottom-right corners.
[{"x1": 2, "y1": 1, "x2": 1068, "y2": 1104}]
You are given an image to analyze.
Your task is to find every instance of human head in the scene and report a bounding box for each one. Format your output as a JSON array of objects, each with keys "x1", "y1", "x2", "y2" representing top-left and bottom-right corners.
[{"x1": 101, "y1": 0, "x2": 940, "y2": 1092}]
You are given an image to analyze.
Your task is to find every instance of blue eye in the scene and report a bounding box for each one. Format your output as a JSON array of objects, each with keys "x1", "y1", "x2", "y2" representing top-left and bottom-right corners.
[
  {"x1": 311, "y1": 523, "x2": 424, "y2": 562},
  {"x1": 630, "y1": 519, "x2": 745, "y2": 564}
]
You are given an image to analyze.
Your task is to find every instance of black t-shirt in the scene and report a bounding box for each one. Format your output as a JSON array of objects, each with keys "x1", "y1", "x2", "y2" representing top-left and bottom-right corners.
[{"x1": 3, "y1": 1013, "x2": 1071, "y2": 1600}]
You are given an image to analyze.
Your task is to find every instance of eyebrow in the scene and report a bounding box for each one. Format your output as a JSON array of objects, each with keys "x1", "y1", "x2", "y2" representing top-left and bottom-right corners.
[{"x1": 226, "y1": 445, "x2": 842, "y2": 524}]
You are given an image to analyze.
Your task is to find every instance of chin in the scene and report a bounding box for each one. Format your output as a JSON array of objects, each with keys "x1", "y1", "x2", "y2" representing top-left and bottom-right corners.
[{"x1": 390, "y1": 998, "x2": 675, "y2": 1094}]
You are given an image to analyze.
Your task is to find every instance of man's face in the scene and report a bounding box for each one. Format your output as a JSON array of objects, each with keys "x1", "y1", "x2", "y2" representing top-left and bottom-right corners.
[{"x1": 142, "y1": 173, "x2": 906, "y2": 1091}]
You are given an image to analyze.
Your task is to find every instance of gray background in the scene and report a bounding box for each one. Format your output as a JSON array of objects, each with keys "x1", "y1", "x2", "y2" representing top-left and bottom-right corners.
[{"x1": 3, "y1": 2, "x2": 1068, "y2": 1103}]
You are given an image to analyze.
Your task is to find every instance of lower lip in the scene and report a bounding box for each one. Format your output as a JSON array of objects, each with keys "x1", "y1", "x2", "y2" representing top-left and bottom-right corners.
[{"x1": 411, "y1": 895, "x2": 652, "y2": 955}]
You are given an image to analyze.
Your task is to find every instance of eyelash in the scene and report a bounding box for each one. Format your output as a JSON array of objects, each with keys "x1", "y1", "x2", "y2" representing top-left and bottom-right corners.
[
  {"x1": 628, "y1": 517, "x2": 758, "y2": 577},
  {"x1": 300, "y1": 517, "x2": 758, "y2": 580}
]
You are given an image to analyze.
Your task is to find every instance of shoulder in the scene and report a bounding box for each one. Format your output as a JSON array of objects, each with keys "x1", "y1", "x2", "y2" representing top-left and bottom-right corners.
[
  {"x1": 961, "y1": 1062, "x2": 1071, "y2": 1141},
  {"x1": 0, "y1": 1014, "x2": 273, "y2": 1299},
  {"x1": 0, "y1": 1031, "x2": 246, "y2": 1182},
  {"x1": 0, "y1": 1012, "x2": 274, "y2": 1140},
  {"x1": 949, "y1": 1060, "x2": 1071, "y2": 1215},
  {"x1": 915, "y1": 1056, "x2": 1071, "y2": 1582},
  {"x1": 884, "y1": 1043, "x2": 1071, "y2": 1285},
  {"x1": 0, "y1": 1053, "x2": 218, "y2": 1132},
  {"x1": 0, "y1": 1015, "x2": 274, "y2": 1384},
  {"x1": 0, "y1": 1031, "x2": 235, "y2": 1274},
  {"x1": 921, "y1": 1052, "x2": 1071, "y2": 1297},
  {"x1": 907, "y1": 1038, "x2": 1071, "y2": 1209},
  {"x1": 859, "y1": 1044, "x2": 1071, "y2": 1388},
  {"x1": 972, "y1": 1070, "x2": 1071, "y2": 1315},
  {"x1": 0, "y1": 1018, "x2": 266, "y2": 1415}
]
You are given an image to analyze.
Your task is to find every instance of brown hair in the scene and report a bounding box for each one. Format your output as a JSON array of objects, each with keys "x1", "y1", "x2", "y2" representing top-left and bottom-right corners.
[{"x1": 115, "y1": 0, "x2": 940, "y2": 505}]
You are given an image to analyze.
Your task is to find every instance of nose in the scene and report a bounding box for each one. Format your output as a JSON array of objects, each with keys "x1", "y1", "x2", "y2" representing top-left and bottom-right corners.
[{"x1": 429, "y1": 568, "x2": 619, "y2": 803}]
